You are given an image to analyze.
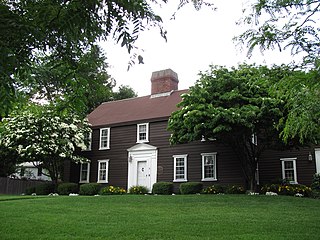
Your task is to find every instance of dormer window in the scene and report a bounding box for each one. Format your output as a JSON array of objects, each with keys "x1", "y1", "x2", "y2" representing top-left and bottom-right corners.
[{"x1": 137, "y1": 123, "x2": 149, "y2": 143}]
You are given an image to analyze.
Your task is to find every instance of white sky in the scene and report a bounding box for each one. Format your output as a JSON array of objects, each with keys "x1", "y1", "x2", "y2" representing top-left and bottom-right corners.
[{"x1": 100, "y1": 0, "x2": 298, "y2": 96}]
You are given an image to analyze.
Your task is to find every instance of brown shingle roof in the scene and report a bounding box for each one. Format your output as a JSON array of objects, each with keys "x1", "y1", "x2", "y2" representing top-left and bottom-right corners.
[{"x1": 87, "y1": 89, "x2": 188, "y2": 127}]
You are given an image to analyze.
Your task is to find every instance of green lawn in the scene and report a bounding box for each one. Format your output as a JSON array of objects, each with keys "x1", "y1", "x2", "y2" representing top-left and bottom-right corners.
[{"x1": 0, "y1": 194, "x2": 319, "y2": 239}]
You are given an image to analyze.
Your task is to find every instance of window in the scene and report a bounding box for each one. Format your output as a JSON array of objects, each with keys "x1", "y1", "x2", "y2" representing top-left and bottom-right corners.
[
  {"x1": 173, "y1": 155, "x2": 187, "y2": 182},
  {"x1": 251, "y1": 133, "x2": 258, "y2": 145},
  {"x1": 79, "y1": 163, "x2": 90, "y2": 183},
  {"x1": 99, "y1": 128, "x2": 110, "y2": 150},
  {"x1": 97, "y1": 160, "x2": 109, "y2": 183},
  {"x1": 281, "y1": 158, "x2": 297, "y2": 184},
  {"x1": 83, "y1": 131, "x2": 92, "y2": 151},
  {"x1": 201, "y1": 153, "x2": 217, "y2": 181},
  {"x1": 37, "y1": 167, "x2": 42, "y2": 177},
  {"x1": 137, "y1": 123, "x2": 149, "y2": 143}
]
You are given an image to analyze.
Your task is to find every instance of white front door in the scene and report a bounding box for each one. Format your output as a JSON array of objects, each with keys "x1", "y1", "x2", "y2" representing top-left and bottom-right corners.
[
  {"x1": 315, "y1": 148, "x2": 320, "y2": 174},
  {"x1": 127, "y1": 143, "x2": 158, "y2": 193},
  {"x1": 137, "y1": 161, "x2": 148, "y2": 187}
]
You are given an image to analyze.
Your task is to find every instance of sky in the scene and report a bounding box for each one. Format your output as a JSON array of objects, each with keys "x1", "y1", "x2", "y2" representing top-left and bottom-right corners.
[{"x1": 100, "y1": 0, "x2": 296, "y2": 97}]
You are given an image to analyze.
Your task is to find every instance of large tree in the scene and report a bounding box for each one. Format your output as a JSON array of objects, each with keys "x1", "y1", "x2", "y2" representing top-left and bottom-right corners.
[
  {"x1": 168, "y1": 64, "x2": 318, "y2": 190},
  {"x1": 0, "y1": 0, "x2": 213, "y2": 117},
  {"x1": 236, "y1": 0, "x2": 320, "y2": 65},
  {"x1": 0, "y1": 104, "x2": 91, "y2": 186}
]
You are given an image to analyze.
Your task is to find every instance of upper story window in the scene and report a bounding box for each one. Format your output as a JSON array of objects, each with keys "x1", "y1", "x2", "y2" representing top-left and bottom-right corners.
[
  {"x1": 79, "y1": 162, "x2": 90, "y2": 183},
  {"x1": 281, "y1": 158, "x2": 297, "y2": 184},
  {"x1": 99, "y1": 128, "x2": 110, "y2": 150},
  {"x1": 97, "y1": 160, "x2": 109, "y2": 183},
  {"x1": 173, "y1": 154, "x2": 188, "y2": 182},
  {"x1": 137, "y1": 123, "x2": 149, "y2": 143},
  {"x1": 201, "y1": 153, "x2": 217, "y2": 181},
  {"x1": 83, "y1": 131, "x2": 92, "y2": 151}
]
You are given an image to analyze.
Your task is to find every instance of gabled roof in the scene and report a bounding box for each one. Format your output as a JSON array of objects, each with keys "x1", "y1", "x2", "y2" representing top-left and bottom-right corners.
[{"x1": 87, "y1": 89, "x2": 188, "y2": 127}]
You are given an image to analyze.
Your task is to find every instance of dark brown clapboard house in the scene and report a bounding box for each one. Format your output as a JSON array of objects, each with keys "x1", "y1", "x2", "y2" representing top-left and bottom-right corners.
[{"x1": 64, "y1": 69, "x2": 319, "y2": 191}]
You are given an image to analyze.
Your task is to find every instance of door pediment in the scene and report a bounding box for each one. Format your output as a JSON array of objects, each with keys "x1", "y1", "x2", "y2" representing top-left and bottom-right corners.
[{"x1": 127, "y1": 143, "x2": 157, "y2": 152}]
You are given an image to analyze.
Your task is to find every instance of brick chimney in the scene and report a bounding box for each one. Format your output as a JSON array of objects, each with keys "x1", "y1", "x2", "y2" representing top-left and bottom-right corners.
[{"x1": 151, "y1": 69, "x2": 179, "y2": 95}]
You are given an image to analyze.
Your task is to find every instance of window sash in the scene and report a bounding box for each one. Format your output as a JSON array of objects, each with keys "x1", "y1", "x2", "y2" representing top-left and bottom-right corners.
[
  {"x1": 281, "y1": 158, "x2": 297, "y2": 184},
  {"x1": 99, "y1": 128, "x2": 110, "y2": 149},
  {"x1": 137, "y1": 123, "x2": 149, "y2": 143},
  {"x1": 202, "y1": 153, "x2": 217, "y2": 181},
  {"x1": 80, "y1": 163, "x2": 90, "y2": 183},
  {"x1": 97, "y1": 160, "x2": 109, "y2": 183},
  {"x1": 83, "y1": 131, "x2": 92, "y2": 151},
  {"x1": 173, "y1": 155, "x2": 187, "y2": 182}
]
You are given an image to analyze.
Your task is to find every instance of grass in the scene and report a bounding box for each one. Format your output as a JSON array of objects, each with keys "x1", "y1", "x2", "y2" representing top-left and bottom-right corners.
[{"x1": 0, "y1": 194, "x2": 319, "y2": 239}]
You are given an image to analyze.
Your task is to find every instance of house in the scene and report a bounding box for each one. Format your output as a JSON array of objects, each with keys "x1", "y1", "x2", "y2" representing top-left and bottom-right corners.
[
  {"x1": 64, "y1": 69, "x2": 319, "y2": 191},
  {"x1": 11, "y1": 162, "x2": 51, "y2": 181}
]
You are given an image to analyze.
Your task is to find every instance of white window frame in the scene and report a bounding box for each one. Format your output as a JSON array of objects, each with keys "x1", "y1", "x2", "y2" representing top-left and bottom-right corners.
[
  {"x1": 137, "y1": 123, "x2": 149, "y2": 143},
  {"x1": 79, "y1": 162, "x2": 90, "y2": 183},
  {"x1": 280, "y1": 158, "x2": 298, "y2": 184},
  {"x1": 201, "y1": 152, "x2": 217, "y2": 181},
  {"x1": 83, "y1": 131, "x2": 92, "y2": 151},
  {"x1": 97, "y1": 160, "x2": 109, "y2": 183},
  {"x1": 173, "y1": 154, "x2": 188, "y2": 182},
  {"x1": 99, "y1": 128, "x2": 110, "y2": 150},
  {"x1": 251, "y1": 133, "x2": 258, "y2": 145}
]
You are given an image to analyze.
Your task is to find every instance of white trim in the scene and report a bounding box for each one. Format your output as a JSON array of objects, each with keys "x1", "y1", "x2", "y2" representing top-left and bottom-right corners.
[
  {"x1": 99, "y1": 128, "x2": 110, "y2": 150},
  {"x1": 280, "y1": 158, "x2": 297, "y2": 184},
  {"x1": 79, "y1": 162, "x2": 90, "y2": 183},
  {"x1": 173, "y1": 154, "x2": 188, "y2": 182},
  {"x1": 82, "y1": 131, "x2": 92, "y2": 151},
  {"x1": 97, "y1": 159, "x2": 109, "y2": 183},
  {"x1": 201, "y1": 152, "x2": 217, "y2": 181},
  {"x1": 315, "y1": 148, "x2": 320, "y2": 174},
  {"x1": 137, "y1": 123, "x2": 149, "y2": 143}
]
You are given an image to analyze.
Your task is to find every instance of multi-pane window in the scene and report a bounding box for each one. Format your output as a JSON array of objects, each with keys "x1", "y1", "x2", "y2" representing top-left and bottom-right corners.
[
  {"x1": 80, "y1": 163, "x2": 90, "y2": 183},
  {"x1": 97, "y1": 160, "x2": 109, "y2": 183},
  {"x1": 202, "y1": 153, "x2": 217, "y2": 181},
  {"x1": 99, "y1": 128, "x2": 110, "y2": 150},
  {"x1": 173, "y1": 155, "x2": 187, "y2": 182},
  {"x1": 137, "y1": 123, "x2": 149, "y2": 143},
  {"x1": 281, "y1": 158, "x2": 297, "y2": 184},
  {"x1": 83, "y1": 131, "x2": 92, "y2": 151}
]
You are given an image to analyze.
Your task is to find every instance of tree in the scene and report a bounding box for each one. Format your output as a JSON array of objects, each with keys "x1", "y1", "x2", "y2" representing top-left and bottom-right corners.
[
  {"x1": 168, "y1": 64, "x2": 317, "y2": 190},
  {"x1": 236, "y1": 0, "x2": 320, "y2": 65},
  {"x1": 0, "y1": 104, "x2": 91, "y2": 186},
  {"x1": 112, "y1": 85, "x2": 138, "y2": 101},
  {"x1": 0, "y1": 0, "x2": 213, "y2": 117}
]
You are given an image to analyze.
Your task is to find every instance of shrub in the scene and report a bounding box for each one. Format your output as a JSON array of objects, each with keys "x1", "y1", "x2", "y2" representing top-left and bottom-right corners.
[
  {"x1": 311, "y1": 174, "x2": 320, "y2": 198},
  {"x1": 128, "y1": 185, "x2": 149, "y2": 194},
  {"x1": 152, "y1": 182, "x2": 174, "y2": 195},
  {"x1": 79, "y1": 183, "x2": 101, "y2": 196},
  {"x1": 100, "y1": 186, "x2": 126, "y2": 195},
  {"x1": 25, "y1": 186, "x2": 36, "y2": 195},
  {"x1": 180, "y1": 182, "x2": 203, "y2": 194},
  {"x1": 226, "y1": 185, "x2": 246, "y2": 194},
  {"x1": 57, "y1": 183, "x2": 79, "y2": 195},
  {"x1": 261, "y1": 183, "x2": 311, "y2": 197},
  {"x1": 35, "y1": 183, "x2": 55, "y2": 195},
  {"x1": 202, "y1": 184, "x2": 225, "y2": 194}
]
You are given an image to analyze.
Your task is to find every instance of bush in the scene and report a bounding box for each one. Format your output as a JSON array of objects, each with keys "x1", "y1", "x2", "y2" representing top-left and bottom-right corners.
[
  {"x1": 25, "y1": 186, "x2": 36, "y2": 195},
  {"x1": 152, "y1": 182, "x2": 174, "y2": 195},
  {"x1": 79, "y1": 183, "x2": 101, "y2": 196},
  {"x1": 100, "y1": 186, "x2": 126, "y2": 195},
  {"x1": 57, "y1": 183, "x2": 79, "y2": 195},
  {"x1": 180, "y1": 182, "x2": 203, "y2": 194},
  {"x1": 128, "y1": 185, "x2": 149, "y2": 194},
  {"x1": 261, "y1": 183, "x2": 311, "y2": 197},
  {"x1": 35, "y1": 183, "x2": 55, "y2": 195},
  {"x1": 311, "y1": 174, "x2": 320, "y2": 198},
  {"x1": 202, "y1": 184, "x2": 225, "y2": 194},
  {"x1": 225, "y1": 185, "x2": 246, "y2": 194}
]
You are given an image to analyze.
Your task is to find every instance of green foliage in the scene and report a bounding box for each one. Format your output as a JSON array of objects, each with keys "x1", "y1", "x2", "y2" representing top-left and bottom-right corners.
[
  {"x1": 225, "y1": 185, "x2": 246, "y2": 194},
  {"x1": 57, "y1": 183, "x2": 79, "y2": 195},
  {"x1": 179, "y1": 182, "x2": 203, "y2": 194},
  {"x1": 128, "y1": 186, "x2": 149, "y2": 194},
  {"x1": 25, "y1": 186, "x2": 36, "y2": 195},
  {"x1": 35, "y1": 183, "x2": 55, "y2": 195},
  {"x1": 261, "y1": 183, "x2": 312, "y2": 197},
  {"x1": 311, "y1": 173, "x2": 320, "y2": 198},
  {"x1": 202, "y1": 184, "x2": 225, "y2": 194},
  {"x1": 100, "y1": 186, "x2": 127, "y2": 195},
  {"x1": 112, "y1": 85, "x2": 138, "y2": 102},
  {"x1": 79, "y1": 183, "x2": 101, "y2": 196},
  {"x1": 152, "y1": 182, "x2": 174, "y2": 195}
]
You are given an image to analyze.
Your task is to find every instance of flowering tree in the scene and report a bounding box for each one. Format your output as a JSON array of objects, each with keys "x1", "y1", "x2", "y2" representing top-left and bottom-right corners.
[{"x1": 0, "y1": 105, "x2": 91, "y2": 186}]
